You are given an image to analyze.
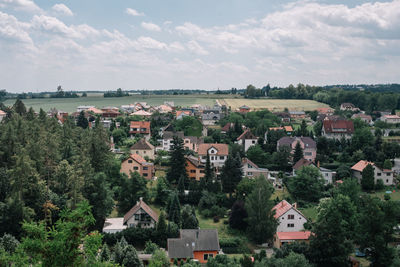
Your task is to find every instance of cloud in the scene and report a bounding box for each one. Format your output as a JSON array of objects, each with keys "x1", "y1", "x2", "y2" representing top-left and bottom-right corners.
[
  {"x1": 0, "y1": 11, "x2": 32, "y2": 44},
  {"x1": 125, "y1": 8, "x2": 144, "y2": 17},
  {"x1": 0, "y1": 0, "x2": 42, "y2": 13},
  {"x1": 141, "y1": 22, "x2": 161, "y2": 32},
  {"x1": 52, "y1": 4, "x2": 73, "y2": 16},
  {"x1": 187, "y1": 40, "x2": 209, "y2": 55}
]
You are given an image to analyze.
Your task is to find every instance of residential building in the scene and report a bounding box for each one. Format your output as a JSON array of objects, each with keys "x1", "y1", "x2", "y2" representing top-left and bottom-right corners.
[
  {"x1": 87, "y1": 107, "x2": 103, "y2": 115},
  {"x1": 76, "y1": 105, "x2": 95, "y2": 112},
  {"x1": 0, "y1": 110, "x2": 6, "y2": 122},
  {"x1": 292, "y1": 158, "x2": 336, "y2": 184},
  {"x1": 176, "y1": 110, "x2": 192, "y2": 120},
  {"x1": 183, "y1": 136, "x2": 203, "y2": 152},
  {"x1": 239, "y1": 105, "x2": 250, "y2": 113},
  {"x1": 340, "y1": 103, "x2": 359, "y2": 112},
  {"x1": 102, "y1": 198, "x2": 158, "y2": 233},
  {"x1": 352, "y1": 113, "x2": 373, "y2": 125},
  {"x1": 274, "y1": 112, "x2": 291, "y2": 123},
  {"x1": 130, "y1": 138, "x2": 155, "y2": 160},
  {"x1": 277, "y1": 137, "x2": 317, "y2": 162},
  {"x1": 351, "y1": 160, "x2": 394, "y2": 185},
  {"x1": 186, "y1": 156, "x2": 205, "y2": 181},
  {"x1": 120, "y1": 154, "x2": 155, "y2": 180},
  {"x1": 198, "y1": 143, "x2": 229, "y2": 169},
  {"x1": 316, "y1": 107, "x2": 334, "y2": 116},
  {"x1": 202, "y1": 108, "x2": 223, "y2": 125},
  {"x1": 274, "y1": 231, "x2": 311, "y2": 249},
  {"x1": 266, "y1": 126, "x2": 294, "y2": 139},
  {"x1": 236, "y1": 129, "x2": 257, "y2": 152},
  {"x1": 129, "y1": 121, "x2": 151, "y2": 140},
  {"x1": 157, "y1": 104, "x2": 173, "y2": 113},
  {"x1": 221, "y1": 122, "x2": 235, "y2": 134},
  {"x1": 322, "y1": 119, "x2": 354, "y2": 140},
  {"x1": 289, "y1": 111, "x2": 306, "y2": 119},
  {"x1": 158, "y1": 131, "x2": 185, "y2": 151},
  {"x1": 380, "y1": 115, "x2": 400, "y2": 124},
  {"x1": 131, "y1": 110, "x2": 152, "y2": 117},
  {"x1": 167, "y1": 229, "x2": 220, "y2": 264},
  {"x1": 272, "y1": 200, "x2": 308, "y2": 232},
  {"x1": 241, "y1": 158, "x2": 268, "y2": 178}
]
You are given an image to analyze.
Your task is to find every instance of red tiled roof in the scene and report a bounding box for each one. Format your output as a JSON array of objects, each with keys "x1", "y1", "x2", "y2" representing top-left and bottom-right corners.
[
  {"x1": 323, "y1": 120, "x2": 354, "y2": 134},
  {"x1": 351, "y1": 160, "x2": 373, "y2": 172},
  {"x1": 276, "y1": 231, "x2": 311, "y2": 240},
  {"x1": 284, "y1": 126, "x2": 293, "y2": 132},
  {"x1": 236, "y1": 129, "x2": 257, "y2": 141},
  {"x1": 198, "y1": 143, "x2": 229, "y2": 156},
  {"x1": 176, "y1": 110, "x2": 191, "y2": 117},
  {"x1": 123, "y1": 198, "x2": 158, "y2": 224},
  {"x1": 272, "y1": 200, "x2": 292, "y2": 219},
  {"x1": 129, "y1": 121, "x2": 151, "y2": 134},
  {"x1": 293, "y1": 158, "x2": 313, "y2": 170},
  {"x1": 0, "y1": 110, "x2": 6, "y2": 115},
  {"x1": 128, "y1": 154, "x2": 147, "y2": 165},
  {"x1": 221, "y1": 123, "x2": 235, "y2": 132}
]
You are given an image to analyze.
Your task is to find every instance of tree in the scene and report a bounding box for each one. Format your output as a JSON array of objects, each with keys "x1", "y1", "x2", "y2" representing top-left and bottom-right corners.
[
  {"x1": 293, "y1": 142, "x2": 304, "y2": 164},
  {"x1": 76, "y1": 111, "x2": 88, "y2": 129},
  {"x1": 167, "y1": 192, "x2": 181, "y2": 226},
  {"x1": 221, "y1": 153, "x2": 243, "y2": 196},
  {"x1": 149, "y1": 249, "x2": 169, "y2": 267},
  {"x1": 123, "y1": 245, "x2": 143, "y2": 267},
  {"x1": 181, "y1": 205, "x2": 199, "y2": 229},
  {"x1": 383, "y1": 159, "x2": 393, "y2": 170},
  {"x1": 300, "y1": 120, "x2": 308, "y2": 136},
  {"x1": 202, "y1": 151, "x2": 214, "y2": 191},
  {"x1": 256, "y1": 252, "x2": 312, "y2": 267},
  {"x1": 13, "y1": 99, "x2": 26, "y2": 116},
  {"x1": 118, "y1": 172, "x2": 148, "y2": 214},
  {"x1": 166, "y1": 137, "x2": 187, "y2": 185},
  {"x1": 246, "y1": 145, "x2": 268, "y2": 167},
  {"x1": 335, "y1": 178, "x2": 361, "y2": 204},
  {"x1": 229, "y1": 200, "x2": 247, "y2": 230},
  {"x1": 236, "y1": 177, "x2": 256, "y2": 200},
  {"x1": 309, "y1": 195, "x2": 357, "y2": 267},
  {"x1": 289, "y1": 166, "x2": 325, "y2": 203},
  {"x1": 361, "y1": 163, "x2": 375, "y2": 191},
  {"x1": 245, "y1": 176, "x2": 276, "y2": 244},
  {"x1": 155, "y1": 177, "x2": 170, "y2": 206}
]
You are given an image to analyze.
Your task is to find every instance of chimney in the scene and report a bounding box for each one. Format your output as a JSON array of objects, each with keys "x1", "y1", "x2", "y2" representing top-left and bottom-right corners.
[
  {"x1": 293, "y1": 203, "x2": 297, "y2": 209},
  {"x1": 317, "y1": 161, "x2": 320, "y2": 168},
  {"x1": 139, "y1": 197, "x2": 143, "y2": 202}
]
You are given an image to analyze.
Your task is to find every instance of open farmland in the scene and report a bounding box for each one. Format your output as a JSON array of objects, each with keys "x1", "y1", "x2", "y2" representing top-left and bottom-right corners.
[
  {"x1": 3, "y1": 94, "x2": 221, "y2": 113},
  {"x1": 222, "y1": 98, "x2": 329, "y2": 111}
]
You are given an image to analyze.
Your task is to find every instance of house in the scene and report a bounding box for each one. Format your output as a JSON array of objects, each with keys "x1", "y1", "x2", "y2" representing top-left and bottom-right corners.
[
  {"x1": 340, "y1": 103, "x2": 359, "y2": 112},
  {"x1": 289, "y1": 111, "x2": 306, "y2": 119},
  {"x1": 130, "y1": 138, "x2": 155, "y2": 160},
  {"x1": 274, "y1": 112, "x2": 291, "y2": 123},
  {"x1": 316, "y1": 107, "x2": 334, "y2": 116},
  {"x1": 186, "y1": 156, "x2": 205, "y2": 181},
  {"x1": 0, "y1": 110, "x2": 6, "y2": 122},
  {"x1": 239, "y1": 105, "x2": 250, "y2": 113},
  {"x1": 380, "y1": 115, "x2": 400, "y2": 124},
  {"x1": 101, "y1": 108, "x2": 120, "y2": 118},
  {"x1": 202, "y1": 108, "x2": 223, "y2": 125},
  {"x1": 129, "y1": 121, "x2": 151, "y2": 140},
  {"x1": 120, "y1": 154, "x2": 155, "y2": 180},
  {"x1": 241, "y1": 158, "x2": 268, "y2": 178},
  {"x1": 131, "y1": 110, "x2": 152, "y2": 117},
  {"x1": 157, "y1": 104, "x2": 173, "y2": 113},
  {"x1": 76, "y1": 105, "x2": 95, "y2": 112},
  {"x1": 221, "y1": 122, "x2": 235, "y2": 134},
  {"x1": 87, "y1": 107, "x2": 103, "y2": 115},
  {"x1": 176, "y1": 110, "x2": 192, "y2": 120},
  {"x1": 272, "y1": 200, "x2": 308, "y2": 232},
  {"x1": 322, "y1": 119, "x2": 354, "y2": 140},
  {"x1": 236, "y1": 129, "x2": 257, "y2": 152},
  {"x1": 183, "y1": 136, "x2": 203, "y2": 152},
  {"x1": 351, "y1": 160, "x2": 394, "y2": 185},
  {"x1": 352, "y1": 113, "x2": 373, "y2": 125},
  {"x1": 167, "y1": 229, "x2": 220, "y2": 264},
  {"x1": 274, "y1": 231, "x2": 311, "y2": 249},
  {"x1": 267, "y1": 126, "x2": 294, "y2": 139},
  {"x1": 292, "y1": 158, "x2": 336, "y2": 184},
  {"x1": 158, "y1": 131, "x2": 185, "y2": 151},
  {"x1": 198, "y1": 143, "x2": 229, "y2": 169},
  {"x1": 277, "y1": 137, "x2": 317, "y2": 162},
  {"x1": 102, "y1": 198, "x2": 158, "y2": 233}
]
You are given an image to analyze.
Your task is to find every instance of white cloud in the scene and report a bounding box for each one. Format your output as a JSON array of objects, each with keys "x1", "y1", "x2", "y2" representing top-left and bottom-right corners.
[
  {"x1": 141, "y1": 22, "x2": 161, "y2": 32},
  {"x1": 0, "y1": 0, "x2": 41, "y2": 13},
  {"x1": 125, "y1": 8, "x2": 144, "y2": 17},
  {"x1": 52, "y1": 4, "x2": 74, "y2": 17},
  {"x1": 0, "y1": 11, "x2": 32, "y2": 44},
  {"x1": 187, "y1": 40, "x2": 209, "y2": 55}
]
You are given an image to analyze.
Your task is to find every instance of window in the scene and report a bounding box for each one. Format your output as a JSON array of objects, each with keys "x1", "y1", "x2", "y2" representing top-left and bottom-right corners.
[
  {"x1": 143, "y1": 173, "x2": 148, "y2": 177},
  {"x1": 211, "y1": 156, "x2": 215, "y2": 160},
  {"x1": 190, "y1": 170, "x2": 196, "y2": 173},
  {"x1": 304, "y1": 152, "x2": 312, "y2": 156},
  {"x1": 252, "y1": 140, "x2": 256, "y2": 144},
  {"x1": 287, "y1": 224, "x2": 294, "y2": 228},
  {"x1": 325, "y1": 173, "x2": 328, "y2": 177},
  {"x1": 136, "y1": 151, "x2": 139, "y2": 154},
  {"x1": 247, "y1": 172, "x2": 253, "y2": 176},
  {"x1": 143, "y1": 167, "x2": 148, "y2": 170},
  {"x1": 387, "y1": 173, "x2": 391, "y2": 176},
  {"x1": 202, "y1": 156, "x2": 207, "y2": 160},
  {"x1": 288, "y1": 215, "x2": 294, "y2": 220},
  {"x1": 248, "y1": 164, "x2": 253, "y2": 168},
  {"x1": 144, "y1": 151, "x2": 146, "y2": 154},
  {"x1": 220, "y1": 156, "x2": 225, "y2": 160},
  {"x1": 204, "y1": 254, "x2": 214, "y2": 261},
  {"x1": 377, "y1": 173, "x2": 382, "y2": 176},
  {"x1": 200, "y1": 170, "x2": 205, "y2": 173},
  {"x1": 134, "y1": 166, "x2": 139, "y2": 170},
  {"x1": 128, "y1": 160, "x2": 133, "y2": 163},
  {"x1": 134, "y1": 214, "x2": 139, "y2": 220}
]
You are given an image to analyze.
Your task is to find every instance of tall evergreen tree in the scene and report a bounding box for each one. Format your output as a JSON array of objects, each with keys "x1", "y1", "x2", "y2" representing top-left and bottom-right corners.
[
  {"x1": 229, "y1": 200, "x2": 248, "y2": 230},
  {"x1": 293, "y1": 141, "x2": 304, "y2": 164},
  {"x1": 166, "y1": 136, "x2": 187, "y2": 185},
  {"x1": 118, "y1": 172, "x2": 148, "y2": 214},
  {"x1": 221, "y1": 152, "x2": 243, "y2": 196},
  {"x1": 76, "y1": 111, "x2": 88, "y2": 129},
  {"x1": 167, "y1": 192, "x2": 181, "y2": 226},
  {"x1": 181, "y1": 205, "x2": 199, "y2": 229},
  {"x1": 202, "y1": 151, "x2": 214, "y2": 191},
  {"x1": 13, "y1": 99, "x2": 26, "y2": 116},
  {"x1": 361, "y1": 163, "x2": 375, "y2": 191},
  {"x1": 245, "y1": 176, "x2": 276, "y2": 244}
]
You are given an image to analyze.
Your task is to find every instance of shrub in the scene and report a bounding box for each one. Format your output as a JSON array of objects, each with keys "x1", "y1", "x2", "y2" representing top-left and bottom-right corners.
[
  {"x1": 213, "y1": 216, "x2": 220, "y2": 223},
  {"x1": 375, "y1": 179, "x2": 385, "y2": 190}
]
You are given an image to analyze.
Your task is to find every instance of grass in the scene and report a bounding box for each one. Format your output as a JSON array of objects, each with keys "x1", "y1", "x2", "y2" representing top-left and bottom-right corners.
[
  {"x1": 3, "y1": 94, "x2": 220, "y2": 113},
  {"x1": 223, "y1": 98, "x2": 329, "y2": 111},
  {"x1": 298, "y1": 206, "x2": 318, "y2": 222},
  {"x1": 371, "y1": 187, "x2": 400, "y2": 201}
]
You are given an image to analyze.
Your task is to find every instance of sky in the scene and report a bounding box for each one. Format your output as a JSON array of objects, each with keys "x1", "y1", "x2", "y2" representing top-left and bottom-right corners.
[{"x1": 0, "y1": 0, "x2": 399, "y2": 92}]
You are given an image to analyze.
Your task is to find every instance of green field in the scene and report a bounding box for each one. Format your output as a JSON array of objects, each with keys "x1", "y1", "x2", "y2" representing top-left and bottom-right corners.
[
  {"x1": 3, "y1": 94, "x2": 221, "y2": 113},
  {"x1": 223, "y1": 98, "x2": 329, "y2": 111}
]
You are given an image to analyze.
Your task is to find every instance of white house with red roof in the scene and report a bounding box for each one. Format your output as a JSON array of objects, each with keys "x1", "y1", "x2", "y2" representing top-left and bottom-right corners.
[
  {"x1": 236, "y1": 129, "x2": 258, "y2": 152},
  {"x1": 272, "y1": 200, "x2": 308, "y2": 232},
  {"x1": 0, "y1": 110, "x2": 6, "y2": 122},
  {"x1": 198, "y1": 143, "x2": 229, "y2": 169},
  {"x1": 241, "y1": 158, "x2": 268, "y2": 178},
  {"x1": 351, "y1": 160, "x2": 394, "y2": 185},
  {"x1": 274, "y1": 231, "x2": 312, "y2": 249},
  {"x1": 322, "y1": 119, "x2": 354, "y2": 140}
]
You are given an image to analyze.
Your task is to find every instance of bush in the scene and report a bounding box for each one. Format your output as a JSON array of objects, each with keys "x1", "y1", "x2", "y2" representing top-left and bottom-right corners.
[
  {"x1": 375, "y1": 179, "x2": 385, "y2": 190},
  {"x1": 384, "y1": 193, "x2": 391, "y2": 201},
  {"x1": 213, "y1": 216, "x2": 220, "y2": 223}
]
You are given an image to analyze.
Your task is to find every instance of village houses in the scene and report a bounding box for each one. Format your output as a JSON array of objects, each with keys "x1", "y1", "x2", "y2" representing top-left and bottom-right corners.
[
  {"x1": 277, "y1": 136, "x2": 317, "y2": 162},
  {"x1": 129, "y1": 121, "x2": 151, "y2": 140},
  {"x1": 236, "y1": 129, "x2": 258, "y2": 152},
  {"x1": 130, "y1": 138, "x2": 155, "y2": 160},
  {"x1": 120, "y1": 154, "x2": 155, "y2": 180},
  {"x1": 322, "y1": 119, "x2": 354, "y2": 140},
  {"x1": 351, "y1": 160, "x2": 394, "y2": 186},
  {"x1": 198, "y1": 143, "x2": 229, "y2": 170}
]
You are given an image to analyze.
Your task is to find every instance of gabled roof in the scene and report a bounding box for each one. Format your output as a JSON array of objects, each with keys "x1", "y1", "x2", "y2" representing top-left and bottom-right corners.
[
  {"x1": 130, "y1": 121, "x2": 150, "y2": 128},
  {"x1": 277, "y1": 137, "x2": 316, "y2": 149},
  {"x1": 221, "y1": 122, "x2": 235, "y2": 132},
  {"x1": 351, "y1": 160, "x2": 374, "y2": 172},
  {"x1": 293, "y1": 158, "x2": 313, "y2": 170},
  {"x1": 168, "y1": 229, "x2": 220, "y2": 259},
  {"x1": 272, "y1": 200, "x2": 292, "y2": 219},
  {"x1": 276, "y1": 231, "x2": 311, "y2": 240},
  {"x1": 176, "y1": 110, "x2": 192, "y2": 117},
  {"x1": 87, "y1": 107, "x2": 103, "y2": 114},
  {"x1": 126, "y1": 154, "x2": 147, "y2": 165},
  {"x1": 0, "y1": 110, "x2": 7, "y2": 116},
  {"x1": 163, "y1": 131, "x2": 184, "y2": 139},
  {"x1": 130, "y1": 139, "x2": 154, "y2": 150},
  {"x1": 352, "y1": 113, "x2": 372, "y2": 120},
  {"x1": 242, "y1": 158, "x2": 269, "y2": 171},
  {"x1": 132, "y1": 110, "x2": 152, "y2": 116},
  {"x1": 323, "y1": 120, "x2": 354, "y2": 134},
  {"x1": 237, "y1": 129, "x2": 257, "y2": 141},
  {"x1": 198, "y1": 143, "x2": 229, "y2": 156},
  {"x1": 186, "y1": 155, "x2": 204, "y2": 168},
  {"x1": 123, "y1": 198, "x2": 158, "y2": 224},
  {"x1": 239, "y1": 105, "x2": 250, "y2": 109}
]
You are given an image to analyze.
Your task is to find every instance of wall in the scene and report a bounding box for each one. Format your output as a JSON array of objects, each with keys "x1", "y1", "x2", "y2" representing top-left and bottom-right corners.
[
  {"x1": 193, "y1": 251, "x2": 218, "y2": 264},
  {"x1": 277, "y1": 208, "x2": 307, "y2": 232}
]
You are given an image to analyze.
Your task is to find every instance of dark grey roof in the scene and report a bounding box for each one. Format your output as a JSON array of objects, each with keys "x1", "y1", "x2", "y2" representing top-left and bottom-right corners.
[
  {"x1": 168, "y1": 229, "x2": 220, "y2": 259},
  {"x1": 163, "y1": 131, "x2": 184, "y2": 139},
  {"x1": 203, "y1": 110, "x2": 220, "y2": 114},
  {"x1": 130, "y1": 139, "x2": 154, "y2": 150},
  {"x1": 277, "y1": 137, "x2": 316, "y2": 149}
]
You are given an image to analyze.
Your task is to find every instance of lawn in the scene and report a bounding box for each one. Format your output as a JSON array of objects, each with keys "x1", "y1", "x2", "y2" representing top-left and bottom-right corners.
[
  {"x1": 298, "y1": 206, "x2": 318, "y2": 222},
  {"x1": 371, "y1": 187, "x2": 400, "y2": 201},
  {"x1": 3, "y1": 94, "x2": 221, "y2": 113},
  {"x1": 223, "y1": 98, "x2": 328, "y2": 111}
]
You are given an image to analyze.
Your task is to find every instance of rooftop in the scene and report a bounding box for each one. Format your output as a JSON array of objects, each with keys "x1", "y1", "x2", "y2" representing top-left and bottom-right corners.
[
  {"x1": 198, "y1": 143, "x2": 229, "y2": 155},
  {"x1": 123, "y1": 198, "x2": 158, "y2": 225},
  {"x1": 276, "y1": 231, "x2": 312, "y2": 240}
]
